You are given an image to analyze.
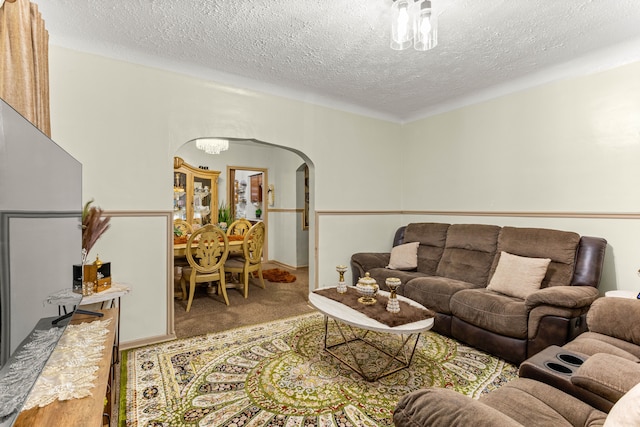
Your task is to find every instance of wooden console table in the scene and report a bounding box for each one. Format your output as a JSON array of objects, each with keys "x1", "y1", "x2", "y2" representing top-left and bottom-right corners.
[{"x1": 14, "y1": 308, "x2": 118, "y2": 427}]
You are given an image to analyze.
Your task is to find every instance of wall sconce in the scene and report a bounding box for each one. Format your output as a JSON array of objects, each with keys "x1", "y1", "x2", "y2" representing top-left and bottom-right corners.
[{"x1": 267, "y1": 184, "x2": 275, "y2": 206}]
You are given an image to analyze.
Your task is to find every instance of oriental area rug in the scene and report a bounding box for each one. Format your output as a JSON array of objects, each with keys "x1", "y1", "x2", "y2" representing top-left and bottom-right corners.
[{"x1": 120, "y1": 313, "x2": 517, "y2": 427}]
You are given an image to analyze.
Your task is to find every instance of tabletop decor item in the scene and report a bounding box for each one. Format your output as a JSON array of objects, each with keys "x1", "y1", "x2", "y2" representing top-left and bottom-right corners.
[
  {"x1": 74, "y1": 199, "x2": 111, "y2": 294},
  {"x1": 336, "y1": 265, "x2": 348, "y2": 293},
  {"x1": 386, "y1": 277, "x2": 401, "y2": 313},
  {"x1": 356, "y1": 272, "x2": 379, "y2": 305}
]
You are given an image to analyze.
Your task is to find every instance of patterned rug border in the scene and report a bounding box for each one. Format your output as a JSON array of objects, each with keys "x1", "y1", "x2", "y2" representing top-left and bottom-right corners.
[{"x1": 120, "y1": 312, "x2": 518, "y2": 426}]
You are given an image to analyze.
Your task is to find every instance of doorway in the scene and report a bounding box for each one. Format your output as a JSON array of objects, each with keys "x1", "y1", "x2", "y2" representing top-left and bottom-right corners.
[{"x1": 227, "y1": 166, "x2": 268, "y2": 257}]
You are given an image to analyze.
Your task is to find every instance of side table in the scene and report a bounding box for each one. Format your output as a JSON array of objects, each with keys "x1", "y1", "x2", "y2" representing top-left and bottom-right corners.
[
  {"x1": 605, "y1": 290, "x2": 640, "y2": 299},
  {"x1": 45, "y1": 283, "x2": 131, "y2": 365}
]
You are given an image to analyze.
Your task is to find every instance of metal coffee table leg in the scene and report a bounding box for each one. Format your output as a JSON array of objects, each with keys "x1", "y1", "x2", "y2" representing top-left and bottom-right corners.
[{"x1": 322, "y1": 315, "x2": 421, "y2": 382}]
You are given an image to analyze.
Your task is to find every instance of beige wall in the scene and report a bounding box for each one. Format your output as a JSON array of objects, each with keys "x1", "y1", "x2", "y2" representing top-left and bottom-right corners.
[
  {"x1": 402, "y1": 61, "x2": 640, "y2": 294},
  {"x1": 48, "y1": 46, "x2": 402, "y2": 345},
  {"x1": 48, "y1": 45, "x2": 640, "y2": 346}
]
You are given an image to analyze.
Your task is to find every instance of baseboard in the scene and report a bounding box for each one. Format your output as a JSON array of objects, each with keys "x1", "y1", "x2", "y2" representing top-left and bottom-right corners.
[
  {"x1": 267, "y1": 259, "x2": 308, "y2": 270},
  {"x1": 120, "y1": 333, "x2": 176, "y2": 351}
]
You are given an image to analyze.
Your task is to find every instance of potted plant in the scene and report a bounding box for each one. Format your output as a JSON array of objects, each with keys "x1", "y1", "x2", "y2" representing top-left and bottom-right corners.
[{"x1": 218, "y1": 201, "x2": 231, "y2": 230}]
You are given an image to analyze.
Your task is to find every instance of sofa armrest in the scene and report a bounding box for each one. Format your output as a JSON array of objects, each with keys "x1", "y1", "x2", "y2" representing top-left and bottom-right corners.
[
  {"x1": 525, "y1": 286, "x2": 600, "y2": 311},
  {"x1": 393, "y1": 388, "x2": 523, "y2": 427},
  {"x1": 586, "y1": 297, "x2": 640, "y2": 346},
  {"x1": 571, "y1": 353, "x2": 640, "y2": 403},
  {"x1": 350, "y1": 252, "x2": 390, "y2": 285}
]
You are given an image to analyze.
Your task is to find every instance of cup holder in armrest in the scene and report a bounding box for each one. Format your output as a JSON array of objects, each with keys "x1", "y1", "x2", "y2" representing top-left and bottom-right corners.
[
  {"x1": 544, "y1": 361, "x2": 574, "y2": 375},
  {"x1": 556, "y1": 353, "x2": 584, "y2": 366}
]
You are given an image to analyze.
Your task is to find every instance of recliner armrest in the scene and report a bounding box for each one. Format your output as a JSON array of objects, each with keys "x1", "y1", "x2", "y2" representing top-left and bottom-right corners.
[
  {"x1": 571, "y1": 353, "x2": 640, "y2": 403},
  {"x1": 393, "y1": 388, "x2": 523, "y2": 427},
  {"x1": 525, "y1": 286, "x2": 600, "y2": 311}
]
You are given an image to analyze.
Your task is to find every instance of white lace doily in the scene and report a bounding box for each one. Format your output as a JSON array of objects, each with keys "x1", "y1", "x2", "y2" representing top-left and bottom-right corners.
[{"x1": 22, "y1": 318, "x2": 112, "y2": 410}]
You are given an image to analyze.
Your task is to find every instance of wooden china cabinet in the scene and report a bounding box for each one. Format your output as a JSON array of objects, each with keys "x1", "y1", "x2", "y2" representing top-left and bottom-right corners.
[{"x1": 173, "y1": 157, "x2": 220, "y2": 226}]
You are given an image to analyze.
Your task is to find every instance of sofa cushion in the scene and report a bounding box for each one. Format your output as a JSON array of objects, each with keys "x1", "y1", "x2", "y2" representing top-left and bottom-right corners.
[
  {"x1": 480, "y1": 378, "x2": 607, "y2": 427},
  {"x1": 451, "y1": 289, "x2": 529, "y2": 339},
  {"x1": 393, "y1": 387, "x2": 524, "y2": 427},
  {"x1": 491, "y1": 227, "x2": 580, "y2": 288},
  {"x1": 401, "y1": 276, "x2": 483, "y2": 314},
  {"x1": 564, "y1": 332, "x2": 640, "y2": 361},
  {"x1": 404, "y1": 223, "x2": 450, "y2": 275},
  {"x1": 386, "y1": 241, "x2": 419, "y2": 270},
  {"x1": 604, "y1": 382, "x2": 640, "y2": 427},
  {"x1": 486, "y1": 252, "x2": 551, "y2": 299},
  {"x1": 366, "y1": 268, "x2": 426, "y2": 291},
  {"x1": 436, "y1": 224, "x2": 500, "y2": 286}
]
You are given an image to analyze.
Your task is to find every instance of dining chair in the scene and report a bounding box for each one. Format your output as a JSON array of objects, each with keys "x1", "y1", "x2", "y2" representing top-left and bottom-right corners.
[
  {"x1": 174, "y1": 219, "x2": 193, "y2": 236},
  {"x1": 224, "y1": 221, "x2": 266, "y2": 298},
  {"x1": 180, "y1": 224, "x2": 230, "y2": 311},
  {"x1": 226, "y1": 218, "x2": 252, "y2": 237}
]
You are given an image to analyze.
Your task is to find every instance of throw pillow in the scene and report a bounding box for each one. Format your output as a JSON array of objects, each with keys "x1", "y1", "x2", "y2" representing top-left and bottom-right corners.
[
  {"x1": 604, "y1": 382, "x2": 640, "y2": 426},
  {"x1": 487, "y1": 251, "x2": 551, "y2": 299},
  {"x1": 386, "y1": 242, "x2": 420, "y2": 270}
]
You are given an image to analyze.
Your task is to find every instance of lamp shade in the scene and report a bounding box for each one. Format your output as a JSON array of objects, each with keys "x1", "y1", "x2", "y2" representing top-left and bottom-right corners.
[
  {"x1": 414, "y1": 0, "x2": 438, "y2": 51},
  {"x1": 390, "y1": 0, "x2": 414, "y2": 50}
]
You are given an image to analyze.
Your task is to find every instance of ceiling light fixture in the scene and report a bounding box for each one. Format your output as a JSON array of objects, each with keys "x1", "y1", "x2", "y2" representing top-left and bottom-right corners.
[
  {"x1": 195, "y1": 138, "x2": 229, "y2": 155},
  {"x1": 390, "y1": 0, "x2": 437, "y2": 51}
]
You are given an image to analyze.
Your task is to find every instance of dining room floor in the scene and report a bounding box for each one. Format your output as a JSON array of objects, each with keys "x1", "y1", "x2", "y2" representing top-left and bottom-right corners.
[{"x1": 173, "y1": 263, "x2": 314, "y2": 339}]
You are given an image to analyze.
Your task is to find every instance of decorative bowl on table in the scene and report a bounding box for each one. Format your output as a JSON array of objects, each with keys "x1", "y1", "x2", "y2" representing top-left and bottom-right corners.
[{"x1": 356, "y1": 272, "x2": 379, "y2": 305}]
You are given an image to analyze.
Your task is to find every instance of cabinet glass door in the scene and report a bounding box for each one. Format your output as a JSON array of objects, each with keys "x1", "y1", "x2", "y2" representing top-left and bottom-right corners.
[
  {"x1": 193, "y1": 176, "x2": 212, "y2": 225},
  {"x1": 174, "y1": 172, "x2": 187, "y2": 220}
]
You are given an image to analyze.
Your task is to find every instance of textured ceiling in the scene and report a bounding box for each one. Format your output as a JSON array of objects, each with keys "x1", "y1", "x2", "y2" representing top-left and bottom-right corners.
[{"x1": 34, "y1": 0, "x2": 640, "y2": 122}]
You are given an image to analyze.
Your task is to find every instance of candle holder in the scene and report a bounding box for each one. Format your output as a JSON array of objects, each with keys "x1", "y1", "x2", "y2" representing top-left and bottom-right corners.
[
  {"x1": 336, "y1": 265, "x2": 348, "y2": 293},
  {"x1": 386, "y1": 277, "x2": 401, "y2": 313}
]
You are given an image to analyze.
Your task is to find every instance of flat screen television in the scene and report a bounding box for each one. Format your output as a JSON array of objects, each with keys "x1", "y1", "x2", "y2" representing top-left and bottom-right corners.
[{"x1": 0, "y1": 99, "x2": 82, "y2": 425}]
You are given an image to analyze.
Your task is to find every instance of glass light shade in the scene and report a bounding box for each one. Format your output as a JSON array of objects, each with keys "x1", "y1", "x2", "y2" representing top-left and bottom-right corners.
[
  {"x1": 414, "y1": 0, "x2": 438, "y2": 51},
  {"x1": 195, "y1": 138, "x2": 229, "y2": 155},
  {"x1": 390, "y1": 0, "x2": 414, "y2": 50}
]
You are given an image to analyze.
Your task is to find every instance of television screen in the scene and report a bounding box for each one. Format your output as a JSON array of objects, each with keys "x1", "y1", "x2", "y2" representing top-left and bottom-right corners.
[{"x1": 0, "y1": 99, "x2": 82, "y2": 425}]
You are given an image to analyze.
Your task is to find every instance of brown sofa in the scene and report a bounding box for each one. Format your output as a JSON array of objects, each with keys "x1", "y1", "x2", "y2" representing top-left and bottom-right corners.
[
  {"x1": 351, "y1": 223, "x2": 607, "y2": 364},
  {"x1": 519, "y1": 296, "x2": 640, "y2": 412},
  {"x1": 393, "y1": 297, "x2": 640, "y2": 427}
]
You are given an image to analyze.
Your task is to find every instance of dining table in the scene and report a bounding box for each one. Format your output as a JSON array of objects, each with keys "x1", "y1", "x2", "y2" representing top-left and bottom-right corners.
[{"x1": 173, "y1": 234, "x2": 245, "y2": 257}]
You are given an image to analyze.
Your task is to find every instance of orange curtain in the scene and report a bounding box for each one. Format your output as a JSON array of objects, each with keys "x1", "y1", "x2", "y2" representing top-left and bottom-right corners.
[{"x1": 0, "y1": 0, "x2": 50, "y2": 136}]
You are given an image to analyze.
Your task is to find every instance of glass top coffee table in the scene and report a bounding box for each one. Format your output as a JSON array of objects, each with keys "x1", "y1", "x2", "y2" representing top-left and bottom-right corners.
[{"x1": 308, "y1": 287, "x2": 434, "y2": 381}]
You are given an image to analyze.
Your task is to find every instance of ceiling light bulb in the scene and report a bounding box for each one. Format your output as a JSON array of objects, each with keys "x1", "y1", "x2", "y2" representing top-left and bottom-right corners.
[
  {"x1": 414, "y1": 0, "x2": 438, "y2": 51},
  {"x1": 391, "y1": 0, "x2": 414, "y2": 50}
]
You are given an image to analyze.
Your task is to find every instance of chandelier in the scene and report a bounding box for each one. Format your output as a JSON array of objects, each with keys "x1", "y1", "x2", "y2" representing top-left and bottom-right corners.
[
  {"x1": 195, "y1": 138, "x2": 229, "y2": 155},
  {"x1": 391, "y1": 0, "x2": 437, "y2": 51}
]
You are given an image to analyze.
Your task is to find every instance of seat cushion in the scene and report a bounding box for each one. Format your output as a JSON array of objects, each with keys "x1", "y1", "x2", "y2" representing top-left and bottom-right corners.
[
  {"x1": 367, "y1": 268, "x2": 426, "y2": 291},
  {"x1": 450, "y1": 288, "x2": 529, "y2": 339},
  {"x1": 564, "y1": 332, "x2": 640, "y2": 361},
  {"x1": 401, "y1": 276, "x2": 483, "y2": 314}
]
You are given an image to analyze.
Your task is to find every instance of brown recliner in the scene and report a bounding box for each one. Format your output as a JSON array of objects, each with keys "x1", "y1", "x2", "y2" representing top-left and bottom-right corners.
[{"x1": 394, "y1": 378, "x2": 608, "y2": 427}]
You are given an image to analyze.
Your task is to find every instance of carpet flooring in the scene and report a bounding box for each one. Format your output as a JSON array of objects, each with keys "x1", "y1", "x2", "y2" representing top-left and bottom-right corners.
[
  {"x1": 121, "y1": 313, "x2": 518, "y2": 426},
  {"x1": 173, "y1": 264, "x2": 314, "y2": 338}
]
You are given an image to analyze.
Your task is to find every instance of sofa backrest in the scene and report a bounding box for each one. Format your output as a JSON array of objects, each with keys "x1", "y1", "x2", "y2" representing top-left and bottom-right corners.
[
  {"x1": 398, "y1": 223, "x2": 606, "y2": 289},
  {"x1": 403, "y1": 223, "x2": 450, "y2": 275},
  {"x1": 490, "y1": 227, "x2": 580, "y2": 288},
  {"x1": 436, "y1": 224, "x2": 501, "y2": 286}
]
